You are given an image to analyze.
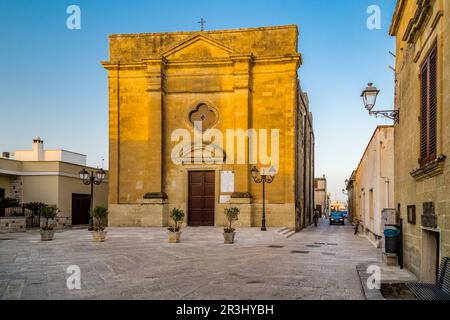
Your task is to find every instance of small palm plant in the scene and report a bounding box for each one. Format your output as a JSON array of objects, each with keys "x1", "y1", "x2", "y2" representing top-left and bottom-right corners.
[
  {"x1": 90, "y1": 206, "x2": 109, "y2": 242},
  {"x1": 25, "y1": 202, "x2": 46, "y2": 216},
  {"x1": 39, "y1": 205, "x2": 59, "y2": 241},
  {"x1": 40, "y1": 205, "x2": 59, "y2": 231},
  {"x1": 90, "y1": 206, "x2": 108, "y2": 232},
  {"x1": 25, "y1": 202, "x2": 46, "y2": 226},
  {"x1": 0, "y1": 197, "x2": 20, "y2": 216}
]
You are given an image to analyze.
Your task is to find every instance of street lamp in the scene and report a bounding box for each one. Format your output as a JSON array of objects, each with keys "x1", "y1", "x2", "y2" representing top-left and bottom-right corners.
[
  {"x1": 78, "y1": 168, "x2": 106, "y2": 231},
  {"x1": 342, "y1": 179, "x2": 349, "y2": 195},
  {"x1": 251, "y1": 166, "x2": 276, "y2": 231},
  {"x1": 361, "y1": 82, "x2": 399, "y2": 123}
]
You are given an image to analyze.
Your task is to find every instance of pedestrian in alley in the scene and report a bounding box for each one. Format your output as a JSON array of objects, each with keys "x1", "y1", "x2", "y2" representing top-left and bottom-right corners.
[{"x1": 313, "y1": 210, "x2": 320, "y2": 227}]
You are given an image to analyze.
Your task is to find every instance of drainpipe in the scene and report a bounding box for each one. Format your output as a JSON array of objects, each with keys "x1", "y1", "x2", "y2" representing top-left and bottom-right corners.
[
  {"x1": 379, "y1": 141, "x2": 390, "y2": 208},
  {"x1": 383, "y1": 177, "x2": 390, "y2": 208}
]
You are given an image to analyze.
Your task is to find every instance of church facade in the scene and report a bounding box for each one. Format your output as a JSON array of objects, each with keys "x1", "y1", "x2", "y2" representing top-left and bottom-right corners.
[{"x1": 102, "y1": 25, "x2": 315, "y2": 230}]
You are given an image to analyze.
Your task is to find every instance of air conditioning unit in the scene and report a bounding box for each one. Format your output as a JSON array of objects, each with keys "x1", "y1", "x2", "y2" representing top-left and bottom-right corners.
[{"x1": 382, "y1": 208, "x2": 398, "y2": 227}]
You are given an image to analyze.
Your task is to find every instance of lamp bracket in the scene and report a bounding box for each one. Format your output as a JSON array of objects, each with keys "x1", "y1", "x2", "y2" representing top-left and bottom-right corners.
[{"x1": 369, "y1": 109, "x2": 399, "y2": 123}]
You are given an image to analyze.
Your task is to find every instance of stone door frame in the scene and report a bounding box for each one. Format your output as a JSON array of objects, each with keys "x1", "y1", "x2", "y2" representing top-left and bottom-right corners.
[
  {"x1": 183, "y1": 165, "x2": 221, "y2": 227},
  {"x1": 420, "y1": 227, "x2": 441, "y2": 283}
]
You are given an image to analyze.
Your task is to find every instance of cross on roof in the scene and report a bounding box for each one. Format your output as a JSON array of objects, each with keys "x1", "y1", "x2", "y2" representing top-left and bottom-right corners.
[{"x1": 198, "y1": 18, "x2": 206, "y2": 31}]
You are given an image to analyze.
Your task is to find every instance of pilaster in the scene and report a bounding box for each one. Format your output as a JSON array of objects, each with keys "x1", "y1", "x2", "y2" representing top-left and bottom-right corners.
[
  {"x1": 143, "y1": 57, "x2": 167, "y2": 195},
  {"x1": 231, "y1": 54, "x2": 254, "y2": 194}
]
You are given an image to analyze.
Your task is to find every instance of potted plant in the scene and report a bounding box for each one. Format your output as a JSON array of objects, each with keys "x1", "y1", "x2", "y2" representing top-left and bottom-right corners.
[
  {"x1": 40, "y1": 205, "x2": 59, "y2": 241},
  {"x1": 168, "y1": 208, "x2": 185, "y2": 243},
  {"x1": 223, "y1": 207, "x2": 240, "y2": 244},
  {"x1": 90, "y1": 206, "x2": 108, "y2": 242},
  {"x1": 25, "y1": 202, "x2": 46, "y2": 226}
]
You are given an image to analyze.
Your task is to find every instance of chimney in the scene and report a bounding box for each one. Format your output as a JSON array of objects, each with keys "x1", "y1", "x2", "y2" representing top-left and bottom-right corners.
[
  {"x1": 32, "y1": 137, "x2": 44, "y2": 161},
  {"x1": 2, "y1": 152, "x2": 10, "y2": 159}
]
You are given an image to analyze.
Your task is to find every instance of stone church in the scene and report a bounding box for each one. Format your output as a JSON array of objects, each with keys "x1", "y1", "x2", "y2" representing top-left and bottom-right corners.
[{"x1": 102, "y1": 25, "x2": 315, "y2": 231}]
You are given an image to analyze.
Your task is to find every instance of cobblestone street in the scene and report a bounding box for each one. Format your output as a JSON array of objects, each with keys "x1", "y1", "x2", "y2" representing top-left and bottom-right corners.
[{"x1": 0, "y1": 220, "x2": 382, "y2": 300}]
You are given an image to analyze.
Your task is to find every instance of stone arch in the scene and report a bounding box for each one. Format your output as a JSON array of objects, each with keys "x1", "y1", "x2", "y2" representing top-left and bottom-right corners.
[{"x1": 180, "y1": 143, "x2": 226, "y2": 164}]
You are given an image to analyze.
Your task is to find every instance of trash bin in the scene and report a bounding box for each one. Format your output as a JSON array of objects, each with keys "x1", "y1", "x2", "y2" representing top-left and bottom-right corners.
[{"x1": 384, "y1": 229, "x2": 400, "y2": 253}]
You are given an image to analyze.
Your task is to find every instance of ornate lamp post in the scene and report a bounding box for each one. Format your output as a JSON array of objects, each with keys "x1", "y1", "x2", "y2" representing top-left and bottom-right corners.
[
  {"x1": 78, "y1": 168, "x2": 106, "y2": 230},
  {"x1": 361, "y1": 83, "x2": 399, "y2": 123},
  {"x1": 251, "y1": 166, "x2": 276, "y2": 231},
  {"x1": 342, "y1": 179, "x2": 349, "y2": 195}
]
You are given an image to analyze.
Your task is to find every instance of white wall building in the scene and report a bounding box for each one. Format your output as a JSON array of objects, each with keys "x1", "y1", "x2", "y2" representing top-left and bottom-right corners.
[
  {"x1": 13, "y1": 137, "x2": 86, "y2": 166},
  {"x1": 354, "y1": 126, "x2": 395, "y2": 247},
  {"x1": 314, "y1": 175, "x2": 330, "y2": 217}
]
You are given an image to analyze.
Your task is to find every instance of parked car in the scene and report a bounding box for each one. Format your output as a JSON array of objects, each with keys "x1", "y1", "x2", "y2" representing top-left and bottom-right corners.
[{"x1": 330, "y1": 212, "x2": 345, "y2": 225}]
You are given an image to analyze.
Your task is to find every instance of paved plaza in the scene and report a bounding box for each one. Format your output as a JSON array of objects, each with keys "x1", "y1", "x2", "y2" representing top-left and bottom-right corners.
[{"x1": 0, "y1": 220, "x2": 384, "y2": 300}]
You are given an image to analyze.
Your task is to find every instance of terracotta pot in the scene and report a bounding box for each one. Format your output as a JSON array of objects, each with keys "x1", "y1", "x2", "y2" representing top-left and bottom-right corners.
[
  {"x1": 168, "y1": 231, "x2": 181, "y2": 243},
  {"x1": 223, "y1": 231, "x2": 236, "y2": 244},
  {"x1": 92, "y1": 231, "x2": 107, "y2": 242},
  {"x1": 40, "y1": 229, "x2": 55, "y2": 241}
]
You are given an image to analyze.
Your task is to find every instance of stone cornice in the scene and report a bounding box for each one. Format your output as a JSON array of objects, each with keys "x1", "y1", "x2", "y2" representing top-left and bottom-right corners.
[
  {"x1": 389, "y1": 0, "x2": 407, "y2": 36},
  {"x1": 142, "y1": 54, "x2": 301, "y2": 69},
  {"x1": 231, "y1": 192, "x2": 253, "y2": 199},
  {"x1": 108, "y1": 24, "x2": 298, "y2": 38},
  {"x1": 101, "y1": 61, "x2": 145, "y2": 71},
  {"x1": 402, "y1": 0, "x2": 433, "y2": 43},
  {"x1": 410, "y1": 154, "x2": 446, "y2": 181},
  {"x1": 143, "y1": 192, "x2": 168, "y2": 200}
]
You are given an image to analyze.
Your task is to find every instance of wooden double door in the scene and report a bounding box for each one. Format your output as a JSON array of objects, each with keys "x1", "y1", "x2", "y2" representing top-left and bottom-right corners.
[
  {"x1": 72, "y1": 194, "x2": 91, "y2": 225},
  {"x1": 188, "y1": 171, "x2": 215, "y2": 226}
]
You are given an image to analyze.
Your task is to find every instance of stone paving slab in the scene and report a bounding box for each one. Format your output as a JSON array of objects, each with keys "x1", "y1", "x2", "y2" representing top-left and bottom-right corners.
[{"x1": 0, "y1": 220, "x2": 383, "y2": 300}]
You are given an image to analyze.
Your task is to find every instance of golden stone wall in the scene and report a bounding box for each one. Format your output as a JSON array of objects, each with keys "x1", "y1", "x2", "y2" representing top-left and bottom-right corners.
[
  {"x1": 390, "y1": 0, "x2": 450, "y2": 280},
  {"x1": 103, "y1": 25, "x2": 309, "y2": 229}
]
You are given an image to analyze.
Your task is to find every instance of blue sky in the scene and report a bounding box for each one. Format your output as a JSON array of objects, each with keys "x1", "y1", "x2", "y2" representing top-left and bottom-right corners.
[{"x1": 0, "y1": 0, "x2": 396, "y2": 201}]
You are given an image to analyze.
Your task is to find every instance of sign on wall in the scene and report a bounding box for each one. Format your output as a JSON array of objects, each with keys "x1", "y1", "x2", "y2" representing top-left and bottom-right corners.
[
  {"x1": 220, "y1": 171, "x2": 234, "y2": 193},
  {"x1": 219, "y1": 195, "x2": 231, "y2": 204}
]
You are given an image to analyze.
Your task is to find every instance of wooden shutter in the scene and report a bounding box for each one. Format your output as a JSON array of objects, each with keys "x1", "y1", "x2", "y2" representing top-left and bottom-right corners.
[
  {"x1": 420, "y1": 61, "x2": 428, "y2": 163},
  {"x1": 420, "y1": 44, "x2": 438, "y2": 166},
  {"x1": 428, "y1": 47, "x2": 437, "y2": 160}
]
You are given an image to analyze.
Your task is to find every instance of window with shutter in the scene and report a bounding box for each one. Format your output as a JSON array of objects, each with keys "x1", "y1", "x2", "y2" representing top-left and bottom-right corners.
[{"x1": 419, "y1": 44, "x2": 438, "y2": 166}]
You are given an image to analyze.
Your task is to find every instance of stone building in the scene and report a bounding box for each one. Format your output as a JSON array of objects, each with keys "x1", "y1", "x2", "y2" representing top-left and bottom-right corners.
[
  {"x1": 296, "y1": 89, "x2": 315, "y2": 230},
  {"x1": 102, "y1": 25, "x2": 315, "y2": 230},
  {"x1": 0, "y1": 138, "x2": 108, "y2": 228},
  {"x1": 390, "y1": 0, "x2": 450, "y2": 282},
  {"x1": 348, "y1": 126, "x2": 395, "y2": 248},
  {"x1": 345, "y1": 170, "x2": 356, "y2": 223},
  {"x1": 314, "y1": 175, "x2": 330, "y2": 217}
]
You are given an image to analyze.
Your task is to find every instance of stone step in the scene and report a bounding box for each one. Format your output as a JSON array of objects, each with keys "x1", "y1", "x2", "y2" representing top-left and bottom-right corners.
[
  {"x1": 275, "y1": 227, "x2": 296, "y2": 238},
  {"x1": 277, "y1": 227, "x2": 289, "y2": 234},
  {"x1": 284, "y1": 230, "x2": 296, "y2": 238}
]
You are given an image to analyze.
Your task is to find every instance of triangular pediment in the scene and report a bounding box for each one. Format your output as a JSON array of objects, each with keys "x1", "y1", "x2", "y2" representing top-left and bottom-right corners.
[{"x1": 161, "y1": 34, "x2": 235, "y2": 60}]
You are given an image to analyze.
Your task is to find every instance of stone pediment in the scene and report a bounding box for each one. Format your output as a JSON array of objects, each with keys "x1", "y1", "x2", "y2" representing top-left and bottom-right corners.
[{"x1": 161, "y1": 34, "x2": 235, "y2": 60}]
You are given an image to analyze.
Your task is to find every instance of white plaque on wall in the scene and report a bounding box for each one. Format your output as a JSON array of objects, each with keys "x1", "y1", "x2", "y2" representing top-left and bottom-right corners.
[
  {"x1": 220, "y1": 171, "x2": 234, "y2": 193},
  {"x1": 220, "y1": 195, "x2": 231, "y2": 204}
]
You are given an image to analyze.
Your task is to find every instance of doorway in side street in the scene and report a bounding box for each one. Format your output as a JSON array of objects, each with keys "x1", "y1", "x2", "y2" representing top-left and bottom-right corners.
[
  {"x1": 421, "y1": 229, "x2": 440, "y2": 283},
  {"x1": 0, "y1": 188, "x2": 5, "y2": 217},
  {"x1": 72, "y1": 194, "x2": 91, "y2": 225}
]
